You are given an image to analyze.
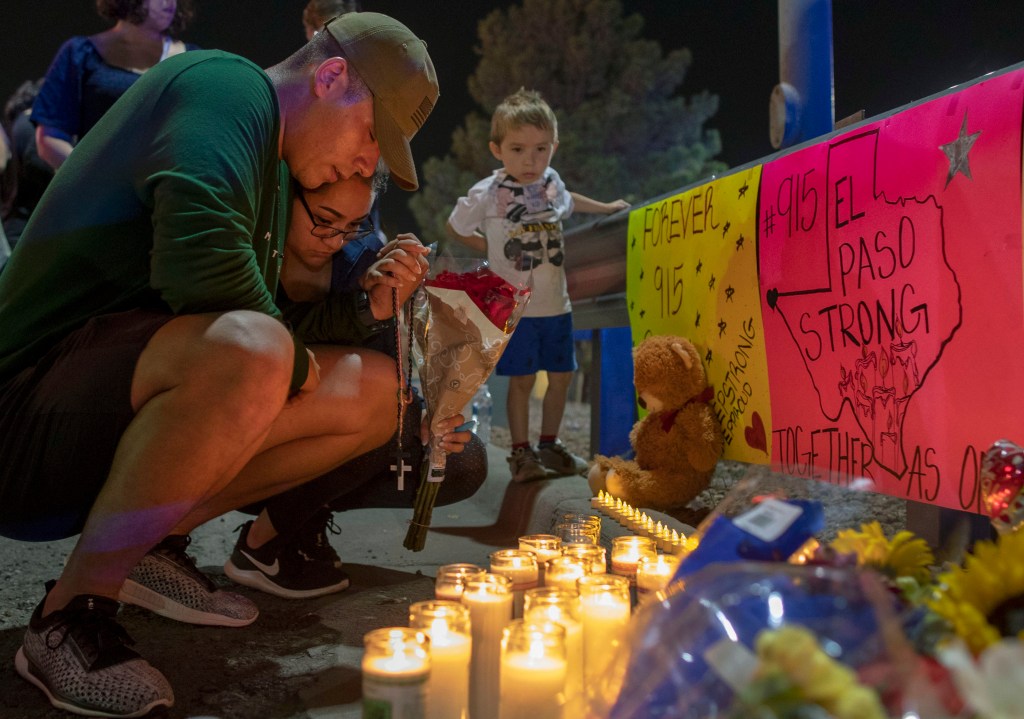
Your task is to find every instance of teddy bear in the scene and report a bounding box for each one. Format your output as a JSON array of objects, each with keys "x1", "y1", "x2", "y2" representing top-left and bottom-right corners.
[{"x1": 588, "y1": 335, "x2": 724, "y2": 511}]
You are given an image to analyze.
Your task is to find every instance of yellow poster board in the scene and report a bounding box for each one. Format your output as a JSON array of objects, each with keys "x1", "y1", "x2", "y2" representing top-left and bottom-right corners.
[{"x1": 626, "y1": 166, "x2": 772, "y2": 464}]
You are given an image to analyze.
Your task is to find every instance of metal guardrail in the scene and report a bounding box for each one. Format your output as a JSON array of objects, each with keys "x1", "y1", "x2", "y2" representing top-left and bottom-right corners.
[
  {"x1": 563, "y1": 210, "x2": 634, "y2": 455},
  {"x1": 565, "y1": 210, "x2": 630, "y2": 330}
]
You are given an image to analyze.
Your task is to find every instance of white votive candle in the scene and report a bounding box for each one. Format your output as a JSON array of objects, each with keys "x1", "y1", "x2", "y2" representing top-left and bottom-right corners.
[
  {"x1": 577, "y1": 574, "x2": 631, "y2": 698},
  {"x1": 610, "y1": 535, "x2": 657, "y2": 585},
  {"x1": 461, "y1": 573, "x2": 513, "y2": 719},
  {"x1": 635, "y1": 554, "x2": 680, "y2": 601},
  {"x1": 435, "y1": 563, "x2": 486, "y2": 602},
  {"x1": 490, "y1": 549, "x2": 539, "y2": 618},
  {"x1": 562, "y1": 543, "x2": 607, "y2": 575},
  {"x1": 409, "y1": 601, "x2": 471, "y2": 719},
  {"x1": 524, "y1": 588, "x2": 584, "y2": 717},
  {"x1": 362, "y1": 627, "x2": 430, "y2": 719},
  {"x1": 499, "y1": 620, "x2": 567, "y2": 719},
  {"x1": 519, "y1": 535, "x2": 562, "y2": 584},
  {"x1": 544, "y1": 556, "x2": 590, "y2": 594}
]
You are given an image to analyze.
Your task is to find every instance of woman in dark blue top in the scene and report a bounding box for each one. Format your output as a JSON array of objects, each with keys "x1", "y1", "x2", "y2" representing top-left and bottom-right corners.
[{"x1": 32, "y1": 0, "x2": 198, "y2": 170}]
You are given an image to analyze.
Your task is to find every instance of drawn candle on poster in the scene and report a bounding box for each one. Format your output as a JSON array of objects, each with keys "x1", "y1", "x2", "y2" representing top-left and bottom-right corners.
[{"x1": 626, "y1": 167, "x2": 771, "y2": 464}]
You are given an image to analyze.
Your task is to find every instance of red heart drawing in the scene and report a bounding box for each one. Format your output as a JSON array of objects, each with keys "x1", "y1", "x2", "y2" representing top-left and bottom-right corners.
[{"x1": 744, "y1": 411, "x2": 767, "y2": 454}]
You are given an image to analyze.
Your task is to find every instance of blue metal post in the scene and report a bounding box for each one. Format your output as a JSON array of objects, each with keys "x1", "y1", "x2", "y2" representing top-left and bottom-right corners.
[
  {"x1": 588, "y1": 326, "x2": 636, "y2": 457},
  {"x1": 769, "y1": 0, "x2": 835, "y2": 149}
]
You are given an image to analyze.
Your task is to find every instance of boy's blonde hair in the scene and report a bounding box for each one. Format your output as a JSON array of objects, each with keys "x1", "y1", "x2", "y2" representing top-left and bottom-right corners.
[{"x1": 490, "y1": 88, "x2": 558, "y2": 144}]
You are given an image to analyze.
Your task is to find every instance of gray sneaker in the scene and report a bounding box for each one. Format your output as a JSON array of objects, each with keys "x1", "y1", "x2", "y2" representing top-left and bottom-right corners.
[
  {"x1": 119, "y1": 534, "x2": 259, "y2": 627},
  {"x1": 17, "y1": 582, "x2": 174, "y2": 717},
  {"x1": 508, "y1": 446, "x2": 550, "y2": 482},
  {"x1": 537, "y1": 440, "x2": 588, "y2": 476}
]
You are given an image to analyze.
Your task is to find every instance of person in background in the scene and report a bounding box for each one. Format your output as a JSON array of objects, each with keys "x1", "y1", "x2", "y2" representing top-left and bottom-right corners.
[
  {"x1": 2, "y1": 80, "x2": 54, "y2": 250},
  {"x1": 0, "y1": 125, "x2": 11, "y2": 268},
  {"x1": 0, "y1": 13, "x2": 440, "y2": 716},
  {"x1": 447, "y1": 88, "x2": 630, "y2": 483},
  {"x1": 32, "y1": 0, "x2": 198, "y2": 170},
  {"x1": 303, "y1": 0, "x2": 361, "y2": 40},
  {"x1": 225, "y1": 172, "x2": 485, "y2": 598}
]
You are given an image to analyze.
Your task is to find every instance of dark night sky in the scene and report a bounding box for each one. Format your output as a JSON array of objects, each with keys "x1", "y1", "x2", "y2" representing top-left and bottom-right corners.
[{"x1": 3, "y1": 1, "x2": 1023, "y2": 230}]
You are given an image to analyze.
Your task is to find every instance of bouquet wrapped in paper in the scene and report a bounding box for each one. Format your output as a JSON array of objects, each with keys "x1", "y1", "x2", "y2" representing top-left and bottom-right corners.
[{"x1": 403, "y1": 257, "x2": 530, "y2": 551}]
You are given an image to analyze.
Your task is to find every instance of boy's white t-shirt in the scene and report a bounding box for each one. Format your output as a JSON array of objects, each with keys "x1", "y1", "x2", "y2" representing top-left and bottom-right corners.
[{"x1": 448, "y1": 167, "x2": 574, "y2": 318}]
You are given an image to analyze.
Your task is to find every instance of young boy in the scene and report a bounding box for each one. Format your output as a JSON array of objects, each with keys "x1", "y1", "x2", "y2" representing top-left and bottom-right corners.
[{"x1": 446, "y1": 88, "x2": 629, "y2": 482}]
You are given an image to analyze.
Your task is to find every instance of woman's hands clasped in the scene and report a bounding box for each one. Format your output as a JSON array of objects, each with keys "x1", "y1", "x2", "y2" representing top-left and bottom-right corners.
[{"x1": 361, "y1": 233, "x2": 431, "y2": 319}]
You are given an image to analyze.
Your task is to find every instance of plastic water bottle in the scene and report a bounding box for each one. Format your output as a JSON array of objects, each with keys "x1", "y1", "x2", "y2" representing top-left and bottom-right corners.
[{"x1": 471, "y1": 384, "x2": 493, "y2": 444}]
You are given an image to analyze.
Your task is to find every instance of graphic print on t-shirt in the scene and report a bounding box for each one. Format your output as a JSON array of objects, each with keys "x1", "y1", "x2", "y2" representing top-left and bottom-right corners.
[{"x1": 495, "y1": 174, "x2": 565, "y2": 272}]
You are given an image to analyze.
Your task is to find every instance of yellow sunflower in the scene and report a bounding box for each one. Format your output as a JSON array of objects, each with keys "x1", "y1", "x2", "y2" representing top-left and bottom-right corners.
[
  {"x1": 929, "y1": 530, "x2": 1024, "y2": 654},
  {"x1": 830, "y1": 521, "x2": 935, "y2": 584}
]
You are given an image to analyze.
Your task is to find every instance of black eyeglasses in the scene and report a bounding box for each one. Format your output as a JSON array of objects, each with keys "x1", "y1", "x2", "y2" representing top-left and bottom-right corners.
[{"x1": 296, "y1": 187, "x2": 376, "y2": 242}]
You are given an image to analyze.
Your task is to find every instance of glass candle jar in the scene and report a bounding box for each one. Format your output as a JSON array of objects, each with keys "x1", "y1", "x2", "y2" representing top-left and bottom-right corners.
[
  {"x1": 518, "y1": 534, "x2": 562, "y2": 584},
  {"x1": 523, "y1": 588, "x2": 584, "y2": 716},
  {"x1": 562, "y1": 542, "x2": 607, "y2": 574},
  {"x1": 577, "y1": 575, "x2": 631, "y2": 698},
  {"x1": 543, "y1": 555, "x2": 590, "y2": 593},
  {"x1": 499, "y1": 620, "x2": 567, "y2": 719},
  {"x1": 635, "y1": 553, "x2": 681, "y2": 601},
  {"x1": 435, "y1": 563, "x2": 486, "y2": 602},
  {"x1": 362, "y1": 627, "x2": 430, "y2": 719},
  {"x1": 552, "y1": 512, "x2": 601, "y2": 545},
  {"x1": 489, "y1": 549, "x2": 539, "y2": 618},
  {"x1": 461, "y1": 573, "x2": 513, "y2": 719},
  {"x1": 409, "y1": 600, "x2": 471, "y2": 719},
  {"x1": 610, "y1": 535, "x2": 658, "y2": 584}
]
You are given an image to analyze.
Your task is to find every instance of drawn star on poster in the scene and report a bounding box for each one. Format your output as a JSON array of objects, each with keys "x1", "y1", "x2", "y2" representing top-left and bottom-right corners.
[
  {"x1": 625, "y1": 166, "x2": 770, "y2": 463},
  {"x1": 939, "y1": 110, "x2": 981, "y2": 188}
]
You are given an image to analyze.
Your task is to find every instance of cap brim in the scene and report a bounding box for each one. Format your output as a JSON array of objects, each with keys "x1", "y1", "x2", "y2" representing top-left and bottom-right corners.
[{"x1": 374, "y1": 95, "x2": 417, "y2": 191}]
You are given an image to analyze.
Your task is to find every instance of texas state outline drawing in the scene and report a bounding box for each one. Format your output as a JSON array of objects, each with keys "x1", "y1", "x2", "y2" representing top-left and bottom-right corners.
[{"x1": 764, "y1": 129, "x2": 963, "y2": 478}]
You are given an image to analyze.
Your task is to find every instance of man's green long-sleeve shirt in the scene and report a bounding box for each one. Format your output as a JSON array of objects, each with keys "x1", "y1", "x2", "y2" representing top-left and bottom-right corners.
[{"x1": 0, "y1": 50, "x2": 307, "y2": 387}]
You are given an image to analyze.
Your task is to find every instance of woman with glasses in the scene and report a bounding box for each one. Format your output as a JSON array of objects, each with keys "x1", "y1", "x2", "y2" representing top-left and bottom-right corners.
[{"x1": 223, "y1": 174, "x2": 487, "y2": 599}]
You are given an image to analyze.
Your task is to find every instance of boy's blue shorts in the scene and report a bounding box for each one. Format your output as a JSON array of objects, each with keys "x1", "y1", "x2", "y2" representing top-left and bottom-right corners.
[{"x1": 497, "y1": 313, "x2": 578, "y2": 376}]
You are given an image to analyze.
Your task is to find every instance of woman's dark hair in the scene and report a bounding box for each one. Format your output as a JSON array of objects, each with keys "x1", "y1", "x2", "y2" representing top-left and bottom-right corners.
[
  {"x1": 95, "y1": 0, "x2": 195, "y2": 36},
  {"x1": 303, "y1": 0, "x2": 360, "y2": 32}
]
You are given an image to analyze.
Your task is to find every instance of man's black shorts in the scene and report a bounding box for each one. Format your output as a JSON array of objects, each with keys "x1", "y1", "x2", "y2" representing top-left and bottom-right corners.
[{"x1": 0, "y1": 309, "x2": 174, "y2": 541}]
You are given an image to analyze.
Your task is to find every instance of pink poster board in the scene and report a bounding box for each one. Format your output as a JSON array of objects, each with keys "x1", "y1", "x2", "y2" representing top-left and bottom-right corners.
[
  {"x1": 758, "y1": 69, "x2": 1024, "y2": 511},
  {"x1": 626, "y1": 67, "x2": 1024, "y2": 511}
]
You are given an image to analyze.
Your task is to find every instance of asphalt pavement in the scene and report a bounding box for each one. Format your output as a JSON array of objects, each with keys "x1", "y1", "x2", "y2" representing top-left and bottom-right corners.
[{"x1": 0, "y1": 442, "x2": 691, "y2": 719}]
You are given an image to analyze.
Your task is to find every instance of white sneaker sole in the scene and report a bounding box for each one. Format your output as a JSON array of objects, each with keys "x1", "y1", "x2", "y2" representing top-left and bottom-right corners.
[
  {"x1": 16, "y1": 647, "x2": 173, "y2": 718},
  {"x1": 223, "y1": 560, "x2": 350, "y2": 600},
  {"x1": 118, "y1": 579, "x2": 257, "y2": 628}
]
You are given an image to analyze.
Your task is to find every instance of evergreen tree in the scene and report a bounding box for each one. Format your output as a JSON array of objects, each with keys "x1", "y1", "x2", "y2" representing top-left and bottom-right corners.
[{"x1": 410, "y1": 0, "x2": 727, "y2": 247}]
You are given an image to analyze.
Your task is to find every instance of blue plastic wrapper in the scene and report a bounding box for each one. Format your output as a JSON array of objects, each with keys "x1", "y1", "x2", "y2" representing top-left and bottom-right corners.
[
  {"x1": 673, "y1": 498, "x2": 825, "y2": 581},
  {"x1": 600, "y1": 562, "x2": 910, "y2": 719}
]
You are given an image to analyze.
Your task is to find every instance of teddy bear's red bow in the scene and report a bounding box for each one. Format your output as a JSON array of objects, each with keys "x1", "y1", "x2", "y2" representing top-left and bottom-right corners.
[{"x1": 657, "y1": 386, "x2": 714, "y2": 432}]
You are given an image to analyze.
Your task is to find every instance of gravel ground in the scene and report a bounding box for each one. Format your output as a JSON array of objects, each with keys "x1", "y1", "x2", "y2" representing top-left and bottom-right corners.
[{"x1": 491, "y1": 397, "x2": 906, "y2": 540}]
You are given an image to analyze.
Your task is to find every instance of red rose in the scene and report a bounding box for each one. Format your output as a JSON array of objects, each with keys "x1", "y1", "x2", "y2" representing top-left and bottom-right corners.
[{"x1": 428, "y1": 268, "x2": 529, "y2": 330}]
